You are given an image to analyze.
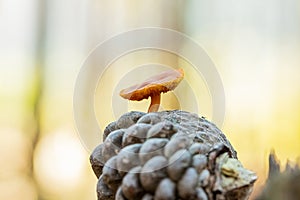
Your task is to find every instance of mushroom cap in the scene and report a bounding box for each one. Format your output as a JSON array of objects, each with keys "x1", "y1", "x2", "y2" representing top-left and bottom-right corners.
[{"x1": 120, "y1": 68, "x2": 184, "y2": 101}]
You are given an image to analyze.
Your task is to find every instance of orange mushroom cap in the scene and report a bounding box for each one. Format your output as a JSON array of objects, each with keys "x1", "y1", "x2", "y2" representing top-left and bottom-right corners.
[{"x1": 119, "y1": 68, "x2": 184, "y2": 101}]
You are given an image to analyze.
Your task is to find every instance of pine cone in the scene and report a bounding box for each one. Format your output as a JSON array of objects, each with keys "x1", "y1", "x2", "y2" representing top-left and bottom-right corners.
[{"x1": 90, "y1": 110, "x2": 257, "y2": 200}]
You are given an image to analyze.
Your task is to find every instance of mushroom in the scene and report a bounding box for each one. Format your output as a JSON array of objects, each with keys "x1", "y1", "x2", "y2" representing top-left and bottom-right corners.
[{"x1": 119, "y1": 68, "x2": 184, "y2": 113}]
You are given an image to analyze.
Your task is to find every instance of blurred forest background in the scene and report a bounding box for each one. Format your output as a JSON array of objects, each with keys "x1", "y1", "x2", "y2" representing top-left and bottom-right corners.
[{"x1": 1, "y1": 0, "x2": 300, "y2": 200}]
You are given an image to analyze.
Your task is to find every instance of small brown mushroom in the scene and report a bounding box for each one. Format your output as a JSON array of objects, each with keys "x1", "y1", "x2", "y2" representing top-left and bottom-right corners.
[{"x1": 119, "y1": 68, "x2": 184, "y2": 112}]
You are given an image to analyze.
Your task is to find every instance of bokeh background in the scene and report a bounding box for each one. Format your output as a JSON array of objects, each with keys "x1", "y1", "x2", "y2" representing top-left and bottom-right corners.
[{"x1": 1, "y1": 0, "x2": 300, "y2": 200}]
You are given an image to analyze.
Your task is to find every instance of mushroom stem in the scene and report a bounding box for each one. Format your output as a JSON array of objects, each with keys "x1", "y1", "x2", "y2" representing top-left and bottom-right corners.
[{"x1": 148, "y1": 94, "x2": 161, "y2": 112}]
